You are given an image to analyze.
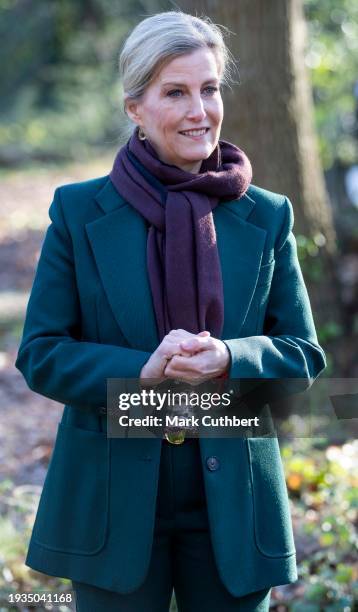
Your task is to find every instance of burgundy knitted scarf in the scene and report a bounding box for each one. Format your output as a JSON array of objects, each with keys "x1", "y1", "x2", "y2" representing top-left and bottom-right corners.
[{"x1": 109, "y1": 127, "x2": 252, "y2": 342}]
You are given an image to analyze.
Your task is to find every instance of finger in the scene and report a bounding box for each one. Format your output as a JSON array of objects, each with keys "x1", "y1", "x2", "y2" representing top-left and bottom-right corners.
[
  {"x1": 162, "y1": 341, "x2": 197, "y2": 360},
  {"x1": 167, "y1": 352, "x2": 220, "y2": 379},
  {"x1": 168, "y1": 329, "x2": 195, "y2": 337},
  {"x1": 165, "y1": 354, "x2": 202, "y2": 375},
  {"x1": 162, "y1": 331, "x2": 210, "y2": 356},
  {"x1": 159, "y1": 330, "x2": 211, "y2": 360},
  {"x1": 163, "y1": 359, "x2": 210, "y2": 385},
  {"x1": 168, "y1": 329, "x2": 209, "y2": 340},
  {"x1": 176, "y1": 331, "x2": 210, "y2": 353},
  {"x1": 180, "y1": 336, "x2": 214, "y2": 352}
]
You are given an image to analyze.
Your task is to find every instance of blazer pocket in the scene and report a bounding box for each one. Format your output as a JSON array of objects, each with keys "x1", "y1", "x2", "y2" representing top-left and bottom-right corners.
[
  {"x1": 32, "y1": 423, "x2": 110, "y2": 555},
  {"x1": 256, "y1": 259, "x2": 275, "y2": 287},
  {"x1": 246, "y1": 436, "x2": 296, "y2": 558}
]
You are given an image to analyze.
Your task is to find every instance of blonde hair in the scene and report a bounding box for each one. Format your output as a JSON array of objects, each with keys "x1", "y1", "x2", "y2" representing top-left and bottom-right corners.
[{"x1": 118, "y1": 11, "x2": 236, "y2": 135}]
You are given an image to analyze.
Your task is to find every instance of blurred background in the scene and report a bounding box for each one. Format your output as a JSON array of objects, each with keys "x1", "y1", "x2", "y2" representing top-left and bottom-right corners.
[{"x1": 0, "y1": 0, "x2": 357, "y2": 610}]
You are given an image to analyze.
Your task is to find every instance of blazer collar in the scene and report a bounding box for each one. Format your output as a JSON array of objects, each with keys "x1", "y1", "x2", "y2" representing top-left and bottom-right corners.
[
  {"x1": 94, "y1": 177, "x2": 256, "y2": 220},
  {"x1": 86, "y1": 178, "x2": 266, "y2": 351}
]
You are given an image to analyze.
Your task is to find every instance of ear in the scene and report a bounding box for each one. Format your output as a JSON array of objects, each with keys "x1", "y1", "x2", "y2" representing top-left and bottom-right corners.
[{"x1": 124, "y1": 96, "x2": 143, "y2": 126}]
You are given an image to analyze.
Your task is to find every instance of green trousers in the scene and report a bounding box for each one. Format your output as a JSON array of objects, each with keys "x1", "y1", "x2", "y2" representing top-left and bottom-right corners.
[{"x1": 72, "y1": 438, "x2": 271, "y2": 611}]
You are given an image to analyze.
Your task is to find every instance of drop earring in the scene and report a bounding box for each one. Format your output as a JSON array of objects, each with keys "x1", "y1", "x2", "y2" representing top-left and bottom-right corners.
[{"x1": 138, "y1": 126, "x2": 146, "y2": 141}]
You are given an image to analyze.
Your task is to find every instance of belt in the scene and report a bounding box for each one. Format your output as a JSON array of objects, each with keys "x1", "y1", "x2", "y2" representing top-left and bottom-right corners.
[
  {"x1": 163, "y1": 432, "x2": 199, "y2": 445},
  {"x1": 97, "y1": 408, "x2": 198, "y2": 445},
  {"x1": 164, "y1": 430, "x2": 186, "y2": 445}
]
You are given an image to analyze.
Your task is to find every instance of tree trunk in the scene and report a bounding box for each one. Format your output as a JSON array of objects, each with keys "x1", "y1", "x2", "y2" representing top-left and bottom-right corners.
[{"x1": 179, "y1": 0, "x2": 346, "y2": 371}]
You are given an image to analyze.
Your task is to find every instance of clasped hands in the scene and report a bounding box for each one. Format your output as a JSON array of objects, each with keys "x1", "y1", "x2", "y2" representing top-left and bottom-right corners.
[{"x1": 140, "y1": 329, "x2": 230, "y2": 386}]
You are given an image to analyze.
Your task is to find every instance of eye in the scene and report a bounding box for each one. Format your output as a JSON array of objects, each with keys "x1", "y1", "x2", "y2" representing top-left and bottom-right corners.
[
  {"x1": 167, "y1": 89, "x2": 183, "y2": 97},
  {"x1": 166, "y1": 86, "x2": 219, "y2": 98},
  {"x1": 203, "y1": 86, "x2": 219, "y2": 95}
]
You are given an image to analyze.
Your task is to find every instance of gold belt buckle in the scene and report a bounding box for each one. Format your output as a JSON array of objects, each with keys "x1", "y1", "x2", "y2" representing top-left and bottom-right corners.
[
  {"x1": 164, "y1": 430, "x2": 186, "y2": 445},
  {"x1": 164, "y1": 383, "x2": 196, "y2": 445}
]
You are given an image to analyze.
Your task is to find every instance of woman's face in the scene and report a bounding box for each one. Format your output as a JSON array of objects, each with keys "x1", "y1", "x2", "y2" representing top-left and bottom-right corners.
[{"x1": 125, "y1": 48, "x2": 224, "y2": 173}]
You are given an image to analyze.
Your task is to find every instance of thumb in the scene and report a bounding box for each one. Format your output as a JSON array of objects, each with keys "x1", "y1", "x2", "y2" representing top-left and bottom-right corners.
[{"x1": 180, "y1": 334, "x2": 211, "y2": 351}]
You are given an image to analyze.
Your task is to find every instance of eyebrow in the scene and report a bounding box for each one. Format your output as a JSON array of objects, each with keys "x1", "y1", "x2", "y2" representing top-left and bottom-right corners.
[{"x1": 161, "y1": 79, "x2": 219, "y2": 88}]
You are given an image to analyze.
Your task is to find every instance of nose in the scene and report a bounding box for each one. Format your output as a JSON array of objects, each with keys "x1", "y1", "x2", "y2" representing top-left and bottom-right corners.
[{"x1": 186, "y1": 94, "x2": 206, "y2": 121}]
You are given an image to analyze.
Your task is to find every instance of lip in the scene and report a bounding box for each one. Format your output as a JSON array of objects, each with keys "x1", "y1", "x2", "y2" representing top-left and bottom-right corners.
[{"x1": 179, "y1": 127, "x2": 210, "y2": 139}]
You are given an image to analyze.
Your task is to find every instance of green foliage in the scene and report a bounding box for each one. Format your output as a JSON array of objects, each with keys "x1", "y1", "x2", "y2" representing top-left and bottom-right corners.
[
  {"x1": 282, "y1": 439, "x2": 358, "y2": 610},
  {"x1": 296, "y1": 233, "x2": 326, "y2": 282},
  {"x1": 1, "y1": 0, "x2": 356, "y2": 167},
  {"x1": 304, "y1": 0, "x2": 358, "y2": 169},
  {"x1": 0, "y1": 479, "x2": 73, "y2": 610},
  {"x1": 0, "y1": 0, "x2": 154, "y2": 163},
  {"x1": 316, "y1": 321, "x2": 343, "y2": 343}
]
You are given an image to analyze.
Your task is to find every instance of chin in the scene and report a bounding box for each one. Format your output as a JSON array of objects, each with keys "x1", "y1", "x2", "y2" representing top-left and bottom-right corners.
[{"x1": 182, "y1": 144, "x2": 212, "y2": 158}]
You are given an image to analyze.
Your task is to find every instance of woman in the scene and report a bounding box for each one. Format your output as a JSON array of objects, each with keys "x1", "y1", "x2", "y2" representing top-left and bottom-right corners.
[{"x1": 15, "y1": 11, "x2": 326, "y2": 612}]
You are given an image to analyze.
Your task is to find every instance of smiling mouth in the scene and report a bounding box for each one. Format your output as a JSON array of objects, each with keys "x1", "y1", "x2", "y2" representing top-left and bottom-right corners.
[{"x1": 179, "y1": 128, "x2": 210, "y2": 137}]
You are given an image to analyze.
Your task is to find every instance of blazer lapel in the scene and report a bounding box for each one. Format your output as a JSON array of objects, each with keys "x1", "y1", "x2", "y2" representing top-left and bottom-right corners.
[
  {"x1": 86, "y1": 178, "x2": 267, "y2": 349},
  {"x1": 214, "y1": 193, "x2": 267, "y2": 339},
  {"x1": 86, "y1": 180, "x2": 159, "y2": 352}
]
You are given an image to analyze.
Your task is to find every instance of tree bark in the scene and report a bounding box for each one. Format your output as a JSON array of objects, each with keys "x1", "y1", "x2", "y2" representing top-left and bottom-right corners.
[{"x1": 179, "y1": 0, "x2": 345, "y2": 370}]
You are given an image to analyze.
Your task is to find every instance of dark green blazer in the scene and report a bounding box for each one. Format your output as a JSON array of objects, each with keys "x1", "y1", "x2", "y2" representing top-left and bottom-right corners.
[{"x1": 15, "y1": 176, "x2": 326, "y2": 597}]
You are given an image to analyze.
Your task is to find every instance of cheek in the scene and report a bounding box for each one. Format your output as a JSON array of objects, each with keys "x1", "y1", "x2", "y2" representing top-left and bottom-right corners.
[
  {"x1": 205, "y1": 96, "x2": 223, "y2": 124},
  {"x1": 150, "y1": 108, "x2": 178, "y2": 135},
  {"x1": 147, "y1": 110, "x2": 162, "y2": 128},
  {"x1": 142, "y1": 99, "x2": 167, "y2": 131},
  {"x1": 213, "y1": 101, "x2": 224, "y2": 125}
]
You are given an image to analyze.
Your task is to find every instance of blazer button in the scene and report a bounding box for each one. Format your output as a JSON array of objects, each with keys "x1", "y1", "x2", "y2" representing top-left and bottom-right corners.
[
  {"x1": 98, "y1": 406, "x2": 107, "y2": 415},
  {"x1": 206, "y1": 456, "x2": 220, "y2": 471}
]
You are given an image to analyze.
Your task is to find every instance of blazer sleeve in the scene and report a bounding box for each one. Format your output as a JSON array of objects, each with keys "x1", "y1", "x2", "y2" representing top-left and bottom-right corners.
[
  {"x1": 14, "y1": 188, "x2": 152, "y2": 411},
  {"x1": 224, "y1": 196, "x2": 327, "y2": 387}
]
